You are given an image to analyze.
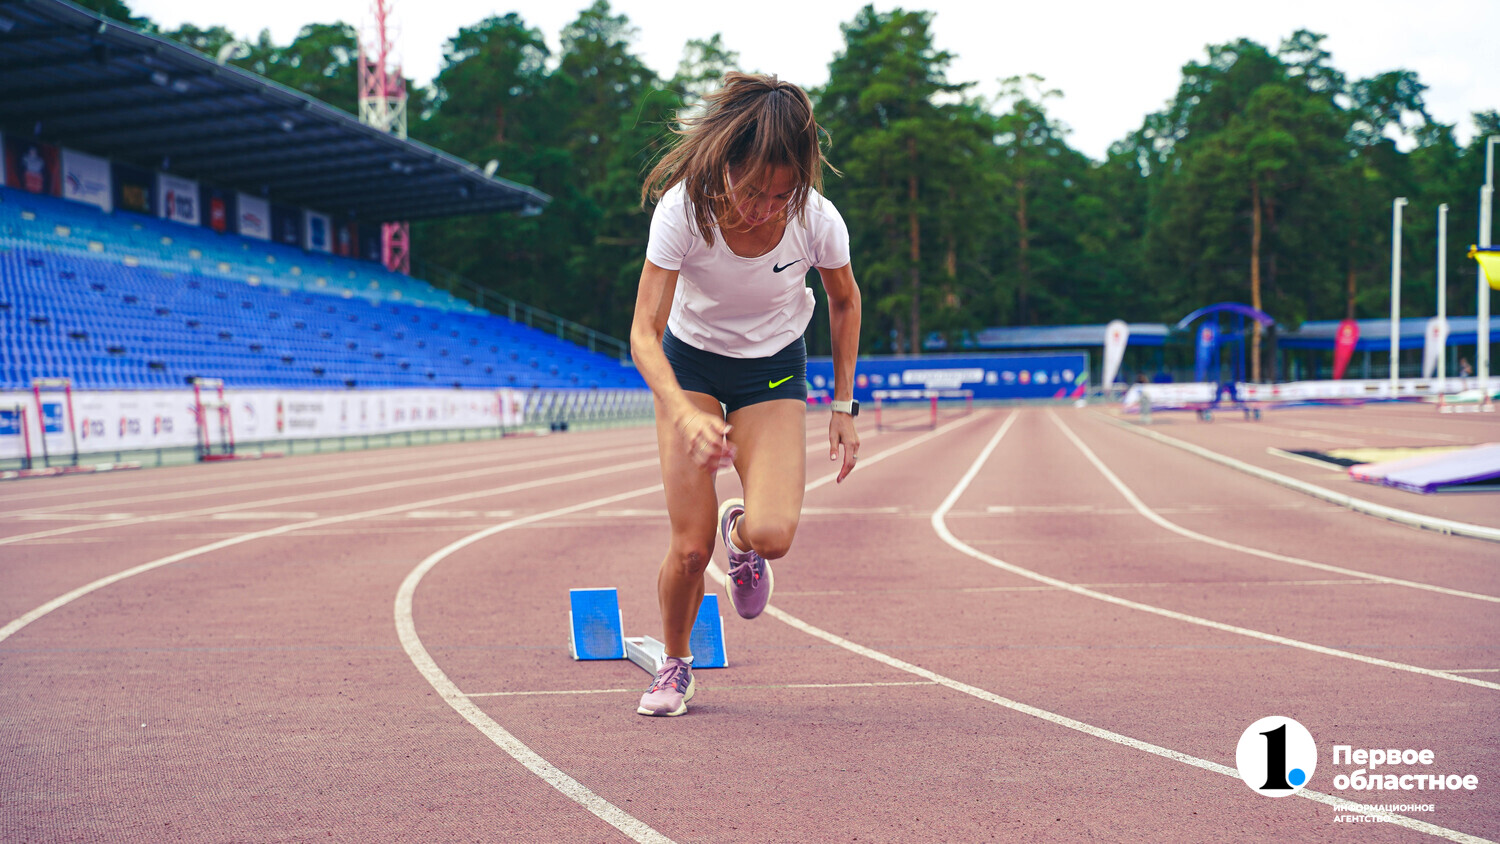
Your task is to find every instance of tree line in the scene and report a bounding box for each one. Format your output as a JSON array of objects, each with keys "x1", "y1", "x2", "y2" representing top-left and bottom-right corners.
[{"x1": 76, "y1": 0, "x2": 1500, "y2": 358}]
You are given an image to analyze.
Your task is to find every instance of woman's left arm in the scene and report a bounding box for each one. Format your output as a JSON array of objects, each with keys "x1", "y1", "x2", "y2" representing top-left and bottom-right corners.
[{"x1": 819, "y1": 262, "x2": 861, "y2": 483}]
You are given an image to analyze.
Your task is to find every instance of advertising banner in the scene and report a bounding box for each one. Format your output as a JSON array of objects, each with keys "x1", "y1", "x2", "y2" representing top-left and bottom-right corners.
[
  {"x1": 1101, "y1": 319, "x2": 1130, "y2": 389},
  {"x1": 113, "y1": 163, "x2": 154, "y2": 214},
  {"x1": 335, "y1": 219, "x2": 358, "y2": 258},
  {"x1": 205, "y1": 187, "x2": 235, "y2": 234},
  {"x1": 61, "y1": 148, "x2": 111, "y2": 212},
  {"x1": 1422, "y1": 317, "x2": 1449, "y2": 379},
  {"x1": 5, "y1": 137, "x2": 61, "y2": 196},
  {"x1": 237, "y1": 193, "x2": 270, "y2": 240},
  {"x1": 1332, "y1": 319, "x2": 1360, "y2": 380},
  {"x1": 806, "y1": 353, "x2": 1089, "y2": 403},
  {"x1": 271, "y1": 203, "x2": 300, "y2": 247},
  {"x1": 0, "y1": 388, "x2": 525, "y2": 461},
  {"x1": 361, "y1": 225, "x2": 384, "y2": 263},
  {"x1": 304, "y1": 210, "x2": 332, "y2": 253},
  {"x1": 157, "y1": 173, "x2": 200, "y2": 225}
]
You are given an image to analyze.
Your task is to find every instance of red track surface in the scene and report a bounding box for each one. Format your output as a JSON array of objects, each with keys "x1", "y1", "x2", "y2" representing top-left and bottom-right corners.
[{"x1": 2, "y1": 405, "x2": 1496, "y2": 842}]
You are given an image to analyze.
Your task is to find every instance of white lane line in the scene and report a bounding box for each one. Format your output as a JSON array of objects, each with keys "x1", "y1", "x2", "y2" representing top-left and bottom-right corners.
[
  {"x1": 1438, "y1": 668, "x2": 1500, "y2": 674},
  {"x1": 394, "y1": 412, "x2": 988, "y2": 843},
  {"x1": 210, "y1": 511, "x2": 320, "y2": 520},
  {"x1": 778, "y1": 579, "x2": 1383, "y2": 597},
  {"x1": 0, "y1": 444, "x2": 657, "y2": 547},
  {"x1": 11, "y1": 513, "x2": 137, "y2": 521},
  {"x1": 405, "y1": 510, "x2": 518, "y2": 519},
  {"x1": 1053, "y1": 412, "x2": 1500, "y2": 605},
  {"x1": 465, "y1": 681, "x2": 939, "y2": 697},
  {"x1": 0, "y1": 434, "x2": 660, "y2": 515},
  {"x1": 0, "y1": 458, "x2": 660, "y2": 646},
  {"x1": 713, "y1": 570, "x2": 1491, "y2": 843},
  {"x1": 931, "y1": 413, "x2": 1499, "y2": 691},
  {"x1": 1092, "y1": 410, "x2": 1500, "y2": 544}
]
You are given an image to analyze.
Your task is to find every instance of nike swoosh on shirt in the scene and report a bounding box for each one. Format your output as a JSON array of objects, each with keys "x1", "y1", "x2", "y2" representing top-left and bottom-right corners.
[
  {"x1": 769, "y1": 376, "x2": 796, "y2": 389},
  {"x1": 772, "y1": 260, "x2": 802, "y2": 273}
]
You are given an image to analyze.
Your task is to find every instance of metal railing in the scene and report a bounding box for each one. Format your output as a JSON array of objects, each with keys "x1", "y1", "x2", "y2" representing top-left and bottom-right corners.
[{"x1": 415, "y1": 259, "x2": 632, "y2": 362}]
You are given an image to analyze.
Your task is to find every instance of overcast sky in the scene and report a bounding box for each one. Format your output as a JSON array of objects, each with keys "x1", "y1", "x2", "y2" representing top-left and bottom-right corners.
[{"x1": 131, "y1": 0, "x2": 1497, "y2": 161}]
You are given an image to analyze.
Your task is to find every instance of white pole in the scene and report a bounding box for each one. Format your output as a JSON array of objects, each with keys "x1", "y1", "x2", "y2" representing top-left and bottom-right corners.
[
  {"x1": 1437, "y1": 203, "x2": 1447, "y2": 392},
  {"x1": 1479, "y1": 135, "x2": 1497, "y2": 405},
  {"x1": 1390, "y1": 197, "x2": 1407, "y2": 392}
]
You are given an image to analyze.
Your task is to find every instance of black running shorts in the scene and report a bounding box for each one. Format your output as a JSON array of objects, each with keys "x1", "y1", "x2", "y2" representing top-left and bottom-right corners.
[{"x1": 662, "y1": 326, "x2": 808, "y2": 413}]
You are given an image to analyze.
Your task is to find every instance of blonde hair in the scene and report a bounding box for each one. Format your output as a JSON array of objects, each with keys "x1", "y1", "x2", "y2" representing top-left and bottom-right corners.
[{"x1": 643, "y1": 72, "x2": 835, "y2": 246}]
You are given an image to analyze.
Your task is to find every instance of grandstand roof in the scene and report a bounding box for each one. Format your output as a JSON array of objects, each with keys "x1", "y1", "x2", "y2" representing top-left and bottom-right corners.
[{"x1": 0, "y1": 0, "x2": 550, "y2": 222}]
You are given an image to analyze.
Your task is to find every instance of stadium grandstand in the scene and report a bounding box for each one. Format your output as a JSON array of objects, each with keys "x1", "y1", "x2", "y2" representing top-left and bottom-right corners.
[{"x1": 0, "y1": 0, "x2": 644, "y2": 422}]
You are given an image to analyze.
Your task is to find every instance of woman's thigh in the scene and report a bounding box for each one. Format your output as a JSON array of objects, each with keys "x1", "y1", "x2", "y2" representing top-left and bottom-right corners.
[{"x1": 654, "y1": 390, "x2": 726, "y2": 552}]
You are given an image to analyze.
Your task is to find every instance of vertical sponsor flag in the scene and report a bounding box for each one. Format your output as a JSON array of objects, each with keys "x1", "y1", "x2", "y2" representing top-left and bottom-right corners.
[
  {"x1": 61, "y1": 148, "x2": 112, "y2": 212},
  {"x1": 6, "y1": 137, "x2": 61, "y2": 195},
  {"x1": 304, "y1": 211, "x2": 332, "y2": 253},
  {"x1": 1194, "y1": 323, "x2": 1218, "y2": 383},
  {"x1": 1102, "y1": 319, "x2": 1129, "y2": 390},
  {"x1": 237, "y1": 193, "x2": 270, "y2": 240},
  {"x1": 1332, "y1": 319, "x2": 1359, "y2": 380},
  {"x1": 1422, "y1": 317, "x2": 1448, "y2": 378},
  {"x1": 157, "y1": 173, "x2": 200, "y2": 225}
]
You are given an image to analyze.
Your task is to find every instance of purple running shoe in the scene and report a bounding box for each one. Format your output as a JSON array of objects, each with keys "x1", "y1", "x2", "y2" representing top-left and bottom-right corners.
[
  {"x1": 636, "y1": 656, "x2": 695, "y2": 716},
  {"x1": 718, "y1": 497, "x2": 773, "y2": 619}
]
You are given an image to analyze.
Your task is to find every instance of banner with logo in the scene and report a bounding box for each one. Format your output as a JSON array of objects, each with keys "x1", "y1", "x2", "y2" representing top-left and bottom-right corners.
[
  {"x1": 1422, "y1": 317, "x2": 1449, "y2": 379},
  {"x1": 271, "y1": 204, "x2": 300, "y2": 247},
  {"x1": 1332, "y1": 319, "x2": 1360, "y2": 380},
  {"x1": 1194, "y1": 323, "x2": 1218, "y2": 383},
  {"x1": 237, "y1": 193, "x2": 270, "y2": 240},
  {"x1": 113, "y1": 163, "x2": 154, "y2": 214},
  {"x1": 157, "y1": 173, "x2": 200, "y2": 225},
  {"x1": 0, "y1": 388, "x2": 527, "y2": 460},
  {"x1": 1101, "y1": 319, "x2": 1130, "y2": 389},
  {"x1": 334, "y1": 219, "x2": 358, "y2": 258},
  {"x1": 204, "y1": 187, "x2": 234, "y2": 234},
  {"x1": 61, "y1": 148, "x2": 112, "y2": 212},
  {"x1": 5, "y1": 137, "x2": 61, "y2": 196},
  {"x1": 806, "y1": 353, "x2": 1089, "y2": 402},
  {"x1": 304, "y1": 210, "x2": 332, "y2": 253}
]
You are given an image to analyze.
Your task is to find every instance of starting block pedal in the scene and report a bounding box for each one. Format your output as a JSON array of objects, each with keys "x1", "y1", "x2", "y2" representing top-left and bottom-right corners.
[
  {"x1": 568, "y1": 587, "x2": 625, "y2": 660},
  {"x1": 624, "y1": 593, "x2": 728, "y2": 672}
]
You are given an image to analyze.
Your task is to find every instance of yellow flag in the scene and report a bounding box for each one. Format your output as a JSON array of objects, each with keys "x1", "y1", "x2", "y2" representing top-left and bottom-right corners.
[{"x1": 1471, "y1": 246, "x2": 1500, "y2": 291}]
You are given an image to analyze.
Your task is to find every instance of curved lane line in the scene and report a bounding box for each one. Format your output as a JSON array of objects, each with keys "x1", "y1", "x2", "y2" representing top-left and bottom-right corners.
[
  {"x1": 0, "y1": 445, "x2": 658, "y2": 547},
  {"x1": 393, "y1": 412, "x2": 988, "y2": 843},
  {"x1": 929, "y1": 413, "x2": 1499, "y2": 692},
  {"x1": 1050, "y1": 412, "x2": 1500, "y2": 604},
  {"x1": 692, "y1": 410, "x2": 1489, "y2": 843},
  {"x1": 0, "y1": 458, "x2": 659, "y2": 645},
  {"x1": 1090, "y1": 410, "x2": 1500, "y2": 544}
]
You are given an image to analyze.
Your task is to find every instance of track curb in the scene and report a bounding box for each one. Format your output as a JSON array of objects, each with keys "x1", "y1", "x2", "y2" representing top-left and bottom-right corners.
[{"x1": 1090, "y1": 410, "x2": 1500, "y2": 545}]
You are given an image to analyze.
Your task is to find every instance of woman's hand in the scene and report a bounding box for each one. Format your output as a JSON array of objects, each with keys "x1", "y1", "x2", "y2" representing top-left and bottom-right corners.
[
  {"x1": 676, "y1": 408, "x2": 736, "y2": 472},
  {"x1": 829, "y1": 413, "x2": 860, "y2": 483}
]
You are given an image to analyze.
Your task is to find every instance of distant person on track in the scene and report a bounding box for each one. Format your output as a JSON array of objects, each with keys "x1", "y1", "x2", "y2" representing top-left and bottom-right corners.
[{"x1": 629, "y1": 72, "x2": 862, "y2": 716}]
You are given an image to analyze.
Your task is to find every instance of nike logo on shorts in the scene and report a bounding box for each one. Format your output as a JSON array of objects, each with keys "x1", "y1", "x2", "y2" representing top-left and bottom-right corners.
[
  {"x1": 772, "y1": 260, "x2": 802, "y2": 273},
  {"x1": 769, "y1": 376, "x2": 795, "y2": 389}
]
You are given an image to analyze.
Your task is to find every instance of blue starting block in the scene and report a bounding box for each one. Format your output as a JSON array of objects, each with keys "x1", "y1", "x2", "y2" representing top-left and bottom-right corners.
[
  {"x1": 570, "y1": 588, "x2": 726, "y2": 669},
  {"x1": 568, "y1": 587, "x2": 626, "y2": 660}
]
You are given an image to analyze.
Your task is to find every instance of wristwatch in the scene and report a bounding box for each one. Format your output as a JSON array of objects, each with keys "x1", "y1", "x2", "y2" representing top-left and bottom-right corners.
[{"x1": 831, "y1": 399, "x2": 859, "y2": 417}]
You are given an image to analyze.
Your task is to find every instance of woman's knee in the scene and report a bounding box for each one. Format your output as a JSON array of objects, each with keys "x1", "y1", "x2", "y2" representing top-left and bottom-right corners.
[
  {"x1": 666, "y1": 539, "x2": 715, "y2": 575},
  {"x1": 742, "y1": 515, "x2": 797, "y2": 560}
]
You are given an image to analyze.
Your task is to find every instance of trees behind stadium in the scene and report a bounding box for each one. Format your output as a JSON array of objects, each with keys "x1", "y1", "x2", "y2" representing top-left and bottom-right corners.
[{"x1": 79, "y1": 0, "x2": 1500, "y2": 356}]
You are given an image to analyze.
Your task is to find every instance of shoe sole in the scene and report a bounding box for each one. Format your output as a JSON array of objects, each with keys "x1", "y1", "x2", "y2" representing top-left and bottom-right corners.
[{"x1": 636, "y1": 675, "x2": 695, "y2": 717}]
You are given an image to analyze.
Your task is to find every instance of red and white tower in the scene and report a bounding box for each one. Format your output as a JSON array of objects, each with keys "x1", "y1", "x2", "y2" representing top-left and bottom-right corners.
[{"x1": 358, "y1": 0, "x2": 410, "y2": 274}]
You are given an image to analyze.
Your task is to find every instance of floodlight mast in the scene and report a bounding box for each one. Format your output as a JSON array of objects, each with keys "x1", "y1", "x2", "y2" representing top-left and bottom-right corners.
[{"x1": 358, "y1": 0, "x2": 410, "y2": 274}]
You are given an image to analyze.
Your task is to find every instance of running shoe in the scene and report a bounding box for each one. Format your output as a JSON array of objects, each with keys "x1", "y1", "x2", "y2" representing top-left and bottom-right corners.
[
  {"x1": 718, "y1": 497, "x2": 773, "y2": 619},
  {"x1": 636, "y1": 656, "x2": 695, "y2": 717}
]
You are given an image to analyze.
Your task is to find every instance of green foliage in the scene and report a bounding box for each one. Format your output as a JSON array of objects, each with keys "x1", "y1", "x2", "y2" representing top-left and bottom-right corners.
[{"x1": 86, "y1": 4, "x2": 1496, "y2": 357}]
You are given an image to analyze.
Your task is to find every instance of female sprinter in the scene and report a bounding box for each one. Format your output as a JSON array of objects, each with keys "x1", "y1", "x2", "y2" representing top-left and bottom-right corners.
[{"x1": 630, "y1": 72, "x2": 862, "y2": 717}]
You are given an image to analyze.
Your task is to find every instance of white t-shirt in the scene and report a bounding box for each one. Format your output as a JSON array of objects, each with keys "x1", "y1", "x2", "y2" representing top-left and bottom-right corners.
[{"x1": 645, "y1": 183, "x2": 850, "y2": 359}]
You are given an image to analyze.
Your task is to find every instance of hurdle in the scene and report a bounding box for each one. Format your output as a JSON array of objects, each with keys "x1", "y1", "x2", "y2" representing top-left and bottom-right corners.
[
  {"x1": 190, "y1": 378, "x2": 281, "y2": 462},
  {"x1": 872, "y1": 388, "x2": 974, "y2": 432},
  {"x1": 31, "y1": 377, "x2": 79, "y2": 468}
]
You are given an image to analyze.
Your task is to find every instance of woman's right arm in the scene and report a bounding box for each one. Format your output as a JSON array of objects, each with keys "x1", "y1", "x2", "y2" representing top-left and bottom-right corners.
[{"x1": 630, "y1": 260, "x2": 734, "y2": 470}]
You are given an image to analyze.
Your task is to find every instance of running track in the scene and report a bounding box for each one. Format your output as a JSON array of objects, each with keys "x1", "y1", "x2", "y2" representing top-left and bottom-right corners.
[{"x1": 1, "y1": 404, "x2": 1496, "y2": 842}]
